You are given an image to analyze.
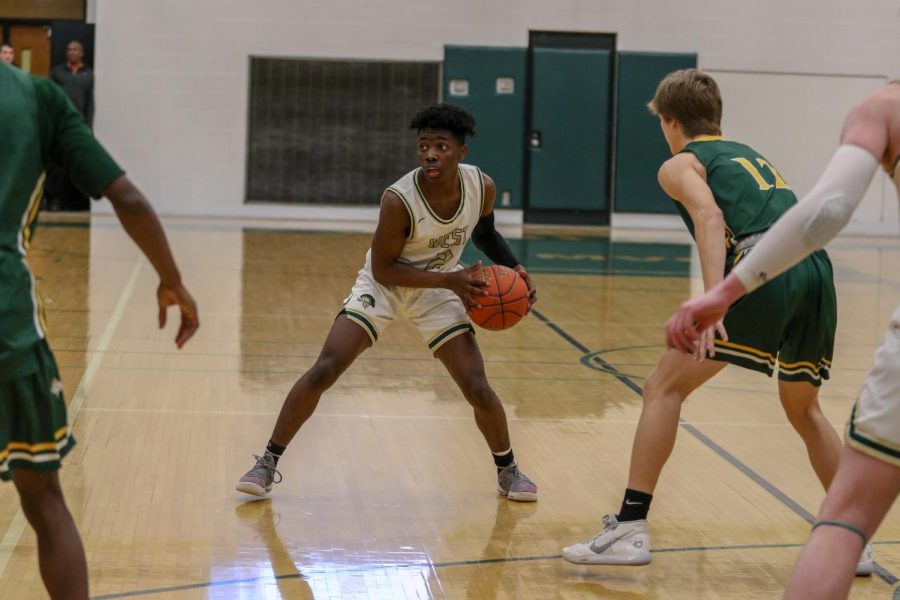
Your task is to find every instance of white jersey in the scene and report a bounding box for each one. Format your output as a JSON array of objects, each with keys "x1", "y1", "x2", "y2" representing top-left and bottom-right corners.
[
  {"x1": 845, "y1": 156, "x2": 900, "y2": 467},
  {"x1": 364, "y1": 164, "x2": 485, "y2": 272}
]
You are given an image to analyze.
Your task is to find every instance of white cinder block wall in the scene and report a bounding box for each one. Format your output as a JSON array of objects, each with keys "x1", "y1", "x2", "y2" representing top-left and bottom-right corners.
[{"x1": 93, "y1": 0, "x2": 900, "y2": 232}]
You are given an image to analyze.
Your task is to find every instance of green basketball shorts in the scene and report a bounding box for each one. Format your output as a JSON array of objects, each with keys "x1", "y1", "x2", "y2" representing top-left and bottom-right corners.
[
  {"x1": 712, "y1": 249, "x2": 836, "y2": 387},
  {"x1": 0, "y1": 340, "x2": 75, "y2": 480}
]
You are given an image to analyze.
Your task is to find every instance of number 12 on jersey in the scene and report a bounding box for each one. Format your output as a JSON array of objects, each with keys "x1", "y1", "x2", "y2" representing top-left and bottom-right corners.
[{"x1": 731, "y1": 157, "x2": 792, "y2": 191}]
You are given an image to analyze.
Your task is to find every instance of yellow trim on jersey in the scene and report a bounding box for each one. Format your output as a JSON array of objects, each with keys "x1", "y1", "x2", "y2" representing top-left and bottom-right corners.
[
  {"x1": 414, "y1": 168, "x2": 466, "y2": 225},
  {"x1": 713, "y1": 339, "x2": 776, "y2": 364},
  {"x1": 692, "y1": 135, "x2": 724, "y2": 142},
  {"x1": 18, "y1": 172, "x2": 45, "y2": 254},
  {"x1": 777, "y1": 358, "x2": 823, "y2": 371},
  {"x1": 7, "y1": 440, "x2": 60, "y2": 453},
  {"x1": 0, "y1": 428, "x2": 70, "y2": 461},
  {"x1": 24, "y1": 258, "x2": 46, "y2": 340},
  {"x1": 16, "y1": 174, "x2": 49, "y2": 340},
  {"x1": 37, "y1": 288, "x2": 49, "y2": 335},
  {"x1": 777, "y1": 364, "x2": 823, "y2": 380}
]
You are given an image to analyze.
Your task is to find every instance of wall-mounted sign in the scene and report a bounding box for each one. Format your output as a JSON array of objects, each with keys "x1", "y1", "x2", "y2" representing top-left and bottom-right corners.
[
  {"x1": 496, "y1": 77, "x2": 515, "y2": 94},
  {"x1": 449, "y1": 79, "x2": 469, "y2": 97}
]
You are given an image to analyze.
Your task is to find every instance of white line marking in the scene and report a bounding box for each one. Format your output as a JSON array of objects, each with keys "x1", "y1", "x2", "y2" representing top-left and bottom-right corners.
[
  {"x1": 74, "y1": 406, "x2": 805, "y2": 428},
  {"x1": 67, "y1": 262, "x2": 143, "y2": 422},
  {"x1": 0, "y1": 260, "x2": 142, "y2": 579}
]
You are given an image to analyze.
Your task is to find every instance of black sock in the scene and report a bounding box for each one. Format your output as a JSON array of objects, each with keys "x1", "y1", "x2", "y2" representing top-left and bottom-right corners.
[
  {"x1": 492, "y1": 448, "x2": 515, "y2": 471},
  {"x1": 266, "y1": 440, "x2": 286, "y2": 466},
  {"x1": 616, "y1": 488, "x2": 653, "y2": 522}
]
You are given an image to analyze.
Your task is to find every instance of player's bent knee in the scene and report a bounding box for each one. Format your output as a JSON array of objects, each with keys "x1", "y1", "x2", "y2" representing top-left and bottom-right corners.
[
  {"x1": 306, "y1": 356, "x2": 345, "y2": 390},
  {"x1": 642, "y1": 371, "x2": 680, "y2": 405},
  {"x1": 459, "y1": 376, "x2": 494, "y2": 409},
  {"x1": 784, "y1": 406, "x2": 818, "y2": 429}
]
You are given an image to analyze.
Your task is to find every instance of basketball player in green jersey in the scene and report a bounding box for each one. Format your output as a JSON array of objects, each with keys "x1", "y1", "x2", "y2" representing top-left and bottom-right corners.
[
  {"x1": 0, "y1": 63, "x2": 199, "y2": 599},
  {"x1": 563, "y1": 69, "x2": 872, "y2": 573},
  {"x1": 667, "y1": 81, "x2": 900, "y2": 599},
  {"x1": 237, "y1": 103, "x2": 539, "y2": 502}
]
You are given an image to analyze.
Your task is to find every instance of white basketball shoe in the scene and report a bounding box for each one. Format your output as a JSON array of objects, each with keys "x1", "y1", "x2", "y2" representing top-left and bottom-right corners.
[
  {"x1": 856, "y1": 542, "x2": 874, "y2": 576},
  {"x1": 562, "y1": 514, "x2": 651, "y2": 565}
]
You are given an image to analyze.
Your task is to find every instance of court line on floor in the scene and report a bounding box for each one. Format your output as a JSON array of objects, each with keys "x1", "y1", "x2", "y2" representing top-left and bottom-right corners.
[
  {"x1": 88, "y1": 539, "x2": 900, "y2": 599},
  {"x1": 0, "y1": 261, "x2": 143, "y2": 582},
  {"x1": 529, "y1": 307, "x2": 900, "y2": 586},
  {"x1": 76, "y1": 405, "x2": 813, "y2": 429}
]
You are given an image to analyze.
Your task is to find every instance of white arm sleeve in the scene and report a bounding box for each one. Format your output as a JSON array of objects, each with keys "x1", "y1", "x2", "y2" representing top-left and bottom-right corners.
[{"x1": 731, "y1": 144, "x2": 880, "y2": 292}]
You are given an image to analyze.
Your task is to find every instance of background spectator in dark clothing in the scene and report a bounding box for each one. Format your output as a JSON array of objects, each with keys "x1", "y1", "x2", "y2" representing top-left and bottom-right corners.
[
  {"x1": 45, "y1": 40, "x2": 94, "y2": 211},
  {"x1": 50, "y1": 41, "x2": 93, "y2": 127}
]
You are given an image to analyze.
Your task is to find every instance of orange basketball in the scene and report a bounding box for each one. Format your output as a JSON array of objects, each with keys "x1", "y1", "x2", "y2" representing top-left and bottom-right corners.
[{"x1": 467, "y1": 265, "x2": 530, "y2": 331}]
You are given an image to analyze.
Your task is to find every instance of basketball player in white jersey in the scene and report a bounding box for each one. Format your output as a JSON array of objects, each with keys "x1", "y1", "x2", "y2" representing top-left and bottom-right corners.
[
  {"x1": 237, "y1": 103, "x2": 538, "y2": 502},
  {"x1": 665, "y1": 82, "x2": 900, "y2": 598}
]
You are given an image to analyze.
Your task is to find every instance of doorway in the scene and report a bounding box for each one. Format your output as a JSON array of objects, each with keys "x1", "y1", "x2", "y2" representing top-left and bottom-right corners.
[
  {"x1": 8, "y1": 24, "x2": 51, "y2": 75},
  {"x1": 525, "y1": 31, "x2": 616, "y2": 225}
]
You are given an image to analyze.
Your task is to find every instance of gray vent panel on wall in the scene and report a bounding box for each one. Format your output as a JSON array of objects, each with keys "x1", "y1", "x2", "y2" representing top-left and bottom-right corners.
[{"x1": 246, "y1": 58, "x2": 440, "y2": 205}]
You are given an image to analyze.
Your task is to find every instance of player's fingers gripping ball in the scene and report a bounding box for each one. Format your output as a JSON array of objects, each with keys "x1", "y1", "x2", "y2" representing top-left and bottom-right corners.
[{"x1": 467, "y1": 265, "x2": 530, "y2": 330}]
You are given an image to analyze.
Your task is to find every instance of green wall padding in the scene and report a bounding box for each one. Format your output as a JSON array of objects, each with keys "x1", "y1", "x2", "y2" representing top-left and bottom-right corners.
[
  {"x1": 614, "y1": 52, "x2": 697, "y2": 214},
  {"x1": 443, "y1": 46, "x2": 527, "y2": 209}
]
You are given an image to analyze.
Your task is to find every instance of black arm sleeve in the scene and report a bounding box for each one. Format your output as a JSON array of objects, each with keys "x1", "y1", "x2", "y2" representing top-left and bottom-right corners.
[{"x1": 471, "y1": 212, "x2": 520, "y2": 268}]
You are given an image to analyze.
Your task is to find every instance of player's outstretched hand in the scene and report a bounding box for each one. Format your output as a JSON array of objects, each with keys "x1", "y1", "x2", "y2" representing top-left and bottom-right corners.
[
  {"x1": 449, "y1": 260, "x2": 489, "y2": 308},
  {"x1": 665, "y1": 280, "x2": 742, "y2": 353},
  {"x1": 157, "y1": 281, "x2": 199, "y2": 348},
  {"x1": 513, "y1": 264, "x2": 537, "y2": 313}
]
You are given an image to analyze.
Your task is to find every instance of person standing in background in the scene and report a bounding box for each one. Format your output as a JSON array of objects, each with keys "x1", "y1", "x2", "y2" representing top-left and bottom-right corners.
[
  {"x1": 50, "y1": 41, "x2": 93, "y2": 127},
  {"x1": 45, "y1": 41, "x2": 94, "y2": 211},
  {"x1": 0, "y1": 44, "x2": 14, "y2": 65}
]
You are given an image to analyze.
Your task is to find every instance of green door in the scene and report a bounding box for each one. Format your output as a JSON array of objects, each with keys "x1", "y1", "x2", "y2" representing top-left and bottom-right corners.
[{"x1": 527, "y1": 48, "x2": 611, "y2": 215}]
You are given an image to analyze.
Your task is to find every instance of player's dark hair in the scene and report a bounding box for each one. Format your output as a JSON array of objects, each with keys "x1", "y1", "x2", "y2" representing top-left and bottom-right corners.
[{"x1": 409, "y1": 103, "x2": 476, "y2": 144}]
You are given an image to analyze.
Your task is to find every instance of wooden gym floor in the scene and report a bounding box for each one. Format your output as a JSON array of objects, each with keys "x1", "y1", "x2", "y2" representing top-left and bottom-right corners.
[{"x1": 0, "y1": 213, "x2": 898, "y2": 599}]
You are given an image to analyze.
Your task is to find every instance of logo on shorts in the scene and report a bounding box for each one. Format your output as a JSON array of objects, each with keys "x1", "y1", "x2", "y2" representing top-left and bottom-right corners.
[
  {"x1": 358, "y1": 294, "x2": 375, "y2": 309},
  {"x1": 50, "y1": 378, "x2": 63, "y2": 397}
]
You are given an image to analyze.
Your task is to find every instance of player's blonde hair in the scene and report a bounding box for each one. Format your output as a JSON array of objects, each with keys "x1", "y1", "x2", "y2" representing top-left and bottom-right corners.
[{"x1": 648, "y1": 69, "x2": 722, "y2": 137}]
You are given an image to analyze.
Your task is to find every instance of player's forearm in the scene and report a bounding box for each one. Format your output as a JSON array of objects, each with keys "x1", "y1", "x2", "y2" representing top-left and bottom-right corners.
[
  {"x1": 732, "y1": 145, "x2": 879, "y2": 293},
  {"x1": 694, "y1": 214, "x2": 727, "y2": 291},
  {"x1": 471, "y1": 213, "x2": 520, "y2": 268},
  {"x1": 371, "y1": 261, "x2": 450, "y2": 289},
  {"x1": 104, "y1": 177, "x2": 182, "y2": 286}
]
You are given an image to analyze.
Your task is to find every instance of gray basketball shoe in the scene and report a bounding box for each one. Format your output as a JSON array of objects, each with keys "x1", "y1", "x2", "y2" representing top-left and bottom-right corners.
[
  {"x1": 497, "y1": 463, "x2": 538, "y2": 502},
  {"x1": 236, "y1": 453, "x2": 282, "y2": 496}
]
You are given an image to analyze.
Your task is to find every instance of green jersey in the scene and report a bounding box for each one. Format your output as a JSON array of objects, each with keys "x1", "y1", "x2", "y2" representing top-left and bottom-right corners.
[
  {"x1": 0, "y1": 64, "x2": 123, "y2": 380},
  {"x1": 677, "y1": 136, "x2": 798, "y2": 246}
]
